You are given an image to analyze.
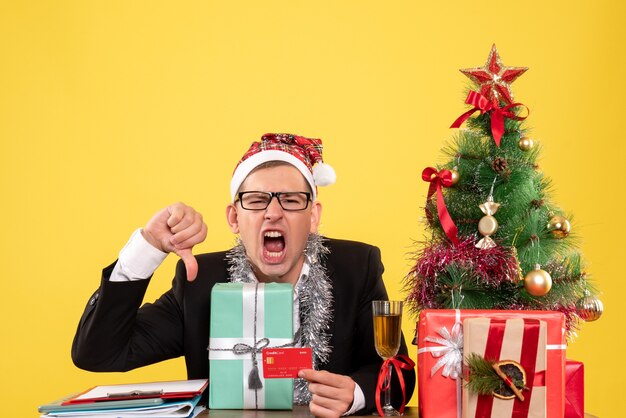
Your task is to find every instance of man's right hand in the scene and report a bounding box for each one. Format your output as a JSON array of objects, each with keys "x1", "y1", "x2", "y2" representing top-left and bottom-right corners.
[{"x1": 142, "y1": 202, "x2": 208, "y2": 281}]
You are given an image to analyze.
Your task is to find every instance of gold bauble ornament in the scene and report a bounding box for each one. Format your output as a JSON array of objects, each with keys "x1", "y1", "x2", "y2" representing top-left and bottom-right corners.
[
  {"x1": 547, "y1": 215, "x2": 571, "y2": 238},
  {"x1": 576, "y1": 291, "x2": 604, "y2": 321},
  {"x1": 524, "y1": 265, "x2": 552, "y2": 296},
  {"x1": 518, "y1": 137, "x2": 534, "y2": 151},
  {"x1": 449, "y1": 167, "x2": 460, "y2": 186}
]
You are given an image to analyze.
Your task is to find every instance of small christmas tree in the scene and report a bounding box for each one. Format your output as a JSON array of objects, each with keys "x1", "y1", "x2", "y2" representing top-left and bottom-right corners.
[{"x1": 404, "y1": 45, "x2": 603, "y2": 337}]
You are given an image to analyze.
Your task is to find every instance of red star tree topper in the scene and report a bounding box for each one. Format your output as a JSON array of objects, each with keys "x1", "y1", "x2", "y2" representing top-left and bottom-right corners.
[{"x1": 460, "y1": 44, "x2": 528, "y2": 104}]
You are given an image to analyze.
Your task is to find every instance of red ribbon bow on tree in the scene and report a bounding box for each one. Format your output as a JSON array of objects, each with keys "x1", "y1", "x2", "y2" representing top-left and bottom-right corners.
[
  {"x1": 375, "y1": 354, "x2": 415, "y2": 417},
  {"x1": 450, "y1": 91, "x2": 529, "y2": 146},
  {"x1": 422, "y1": 167, "x2": 459, "y2": 245}
]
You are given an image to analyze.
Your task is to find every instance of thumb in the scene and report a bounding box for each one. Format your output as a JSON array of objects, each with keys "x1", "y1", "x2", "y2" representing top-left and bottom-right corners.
[{"x1": 177, "y1": 248, "x2": 198, "y2": 281}]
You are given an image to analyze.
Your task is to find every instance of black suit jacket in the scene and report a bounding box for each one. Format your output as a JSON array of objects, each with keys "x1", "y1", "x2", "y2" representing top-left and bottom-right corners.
[{"x1": 72, "y1": 238, "x2": 415, "y2": 414}]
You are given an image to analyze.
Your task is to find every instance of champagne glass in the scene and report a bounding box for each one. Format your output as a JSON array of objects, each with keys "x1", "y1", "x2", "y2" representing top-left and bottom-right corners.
[{"x1": 372, "y1": 300, "x2": 403, "y2": 416}]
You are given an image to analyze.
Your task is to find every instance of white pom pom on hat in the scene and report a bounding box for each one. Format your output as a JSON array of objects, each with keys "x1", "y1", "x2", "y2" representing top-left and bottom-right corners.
[{"x1": 313, "y1": 162, "x2": 336, "y2": 187}]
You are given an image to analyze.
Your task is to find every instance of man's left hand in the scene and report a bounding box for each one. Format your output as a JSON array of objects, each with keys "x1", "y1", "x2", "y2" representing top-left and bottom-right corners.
[{"x1": 298, "y1": 369, "x2": 355, "y2": 418}]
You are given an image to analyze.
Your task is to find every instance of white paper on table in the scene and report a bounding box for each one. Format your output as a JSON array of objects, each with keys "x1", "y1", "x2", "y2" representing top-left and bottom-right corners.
[{"x1": 72, "y1": 379, "x2": 207, "y2": 401}]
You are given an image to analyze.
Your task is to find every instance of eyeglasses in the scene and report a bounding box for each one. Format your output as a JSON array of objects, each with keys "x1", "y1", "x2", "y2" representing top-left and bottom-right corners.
[{"x1": 236, "y1": 191, "x2": 311, "y2": 211}]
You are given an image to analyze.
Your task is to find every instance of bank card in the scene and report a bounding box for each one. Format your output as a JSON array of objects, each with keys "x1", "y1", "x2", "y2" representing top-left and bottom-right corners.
[{"x1": 262, "y1": 347, "x2": 312, "y2": 378}]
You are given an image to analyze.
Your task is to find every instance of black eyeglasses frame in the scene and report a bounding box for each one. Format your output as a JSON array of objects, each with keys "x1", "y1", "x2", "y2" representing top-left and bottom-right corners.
[{"x1": 236, "y1": 191, "x2": 312, "y2": 211}]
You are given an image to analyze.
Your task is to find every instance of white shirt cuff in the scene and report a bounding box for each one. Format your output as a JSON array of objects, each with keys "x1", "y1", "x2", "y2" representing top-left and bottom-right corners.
[
  {"x1": 109, "y1": 228, "x2": 168, "y2": 282},
  {"x1": 344, "y1": 383, "x2": 366, "y2": 415}
]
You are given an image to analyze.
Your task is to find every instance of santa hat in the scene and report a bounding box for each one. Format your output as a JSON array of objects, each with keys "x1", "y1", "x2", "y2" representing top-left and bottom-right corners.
[{"x1": 230, "y1": 133, "x2": 336, "y2": 201}]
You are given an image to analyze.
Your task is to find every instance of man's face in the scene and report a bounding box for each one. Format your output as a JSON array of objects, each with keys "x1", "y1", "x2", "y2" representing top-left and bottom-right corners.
[{"x1": 226, "y1": 164, "x2": 322, "y2": 284}]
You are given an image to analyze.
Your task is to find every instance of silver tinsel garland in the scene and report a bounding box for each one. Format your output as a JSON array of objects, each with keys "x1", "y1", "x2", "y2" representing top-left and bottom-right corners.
[{"x1": 225, "y1": 233, "x2": 334, "y2": 405}]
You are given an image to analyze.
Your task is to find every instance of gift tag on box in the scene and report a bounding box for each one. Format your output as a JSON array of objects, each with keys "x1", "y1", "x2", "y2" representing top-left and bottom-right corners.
[{"x1": 262, "y1": 348, "x2": 312, "y2": 378}]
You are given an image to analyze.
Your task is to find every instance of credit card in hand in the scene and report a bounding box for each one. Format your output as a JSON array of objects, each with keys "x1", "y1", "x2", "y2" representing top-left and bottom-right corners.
[{"x1": 262, "y1": 347, "x2": 313, "y2": 378}]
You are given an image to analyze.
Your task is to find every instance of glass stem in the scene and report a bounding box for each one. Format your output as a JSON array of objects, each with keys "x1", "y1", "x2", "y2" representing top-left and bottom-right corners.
[{"x1": 384, "y1": 362, "x2": 392, "y2": 408}]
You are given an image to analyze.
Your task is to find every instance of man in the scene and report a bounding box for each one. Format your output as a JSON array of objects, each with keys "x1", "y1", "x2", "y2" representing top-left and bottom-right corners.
[{"x1": 72, "y1": 133, "x2": 415, "y2": 417}]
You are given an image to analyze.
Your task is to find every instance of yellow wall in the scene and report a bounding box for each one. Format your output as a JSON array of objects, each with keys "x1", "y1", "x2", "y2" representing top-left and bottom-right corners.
[{"x1": 1, "y1": 1, "x2": 623, "y2": 416}]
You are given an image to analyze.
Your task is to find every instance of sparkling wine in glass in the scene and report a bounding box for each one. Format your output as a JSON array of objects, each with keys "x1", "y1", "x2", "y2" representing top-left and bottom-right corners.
[{"x1": 372, "y1": 300, "x2": 403, "y2": 416}]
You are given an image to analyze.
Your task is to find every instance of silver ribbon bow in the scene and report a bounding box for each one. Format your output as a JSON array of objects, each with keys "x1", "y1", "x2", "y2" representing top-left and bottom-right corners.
[
  {"x1": 232, "y1": 338, "x2": 271, "y2": 390},
  {"x1": 232, "y1": 338, "x2": 271, "y2": 355},
  {"x1": 424, "y1": 322, "x2": 463, "y2": 379}
]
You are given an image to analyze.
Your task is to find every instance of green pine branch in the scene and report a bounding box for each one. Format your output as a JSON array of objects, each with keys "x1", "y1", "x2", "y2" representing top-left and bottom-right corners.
[{"x1": 465, "y1": 353, "x2": 524, "y2": 396}]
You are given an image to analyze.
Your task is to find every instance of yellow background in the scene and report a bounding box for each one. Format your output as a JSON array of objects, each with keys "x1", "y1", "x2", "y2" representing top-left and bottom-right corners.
[{"x1": 1, "y1": 1, "x2": 623, "y2": 416}]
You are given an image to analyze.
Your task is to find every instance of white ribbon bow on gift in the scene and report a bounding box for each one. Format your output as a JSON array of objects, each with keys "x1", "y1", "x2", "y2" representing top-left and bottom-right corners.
[{"x1": 423, "y1": 322, "x2": 463, "y2": 379}]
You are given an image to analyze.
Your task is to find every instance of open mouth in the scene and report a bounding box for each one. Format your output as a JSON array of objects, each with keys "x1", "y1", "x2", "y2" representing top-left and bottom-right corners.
[{"x1": 263, "y1": 231, "x2": 285, "y2": 260}]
